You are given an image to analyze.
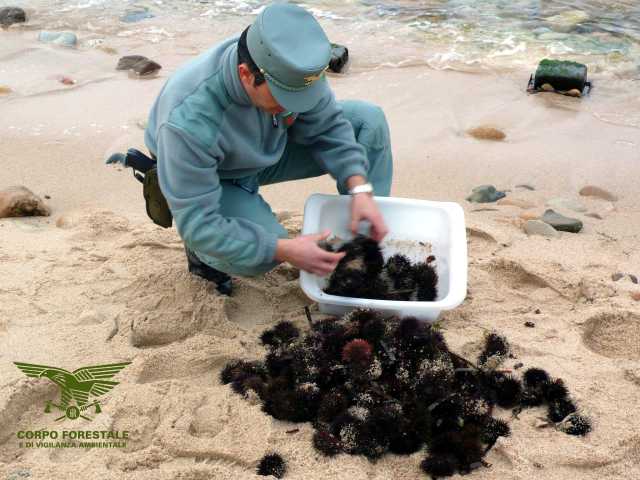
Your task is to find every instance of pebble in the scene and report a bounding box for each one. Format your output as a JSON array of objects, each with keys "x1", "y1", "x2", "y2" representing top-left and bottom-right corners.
[
  {"x1": 541, "y1": 209, "x2": 583, "y2": 233},
  {"x1": 466, "y1": 126, "x2": 506, "y2": 141},
  {"x1": 0, "y1": 85, "x2": 12, "y2": 95},
  {"x1": 116, "y1": 55, "x2": 162, "y2": 77},
  {"x1": 466, "y1": 185, "x2": 506, "y2": 203},
  {"x1": 116, "y1": 55, "x2": 148, "y2": 70},
  {"x1": 632, "y1": 292, "x2": 640, "y2": 302},
  {"x1": 546, "y1": 197, "x2": 587, "y2": 213},
  {"x1": 132, "y1": 59, "x2": 162, "y2": 77},
  {"x1": 612, "y1": 272, "x2": 625, "y2": 282},
  {"x1": 0, "y1": 186, "x2": 51, "y2": 218},
  {"x1": 121, "y1": 9, "x2": 154, "y2": 23},
  {"x1": 566, "y1": 89, "x2": 582, "y2": 97},
  {"x1": 59, "y1": 76, "x2": 76, "y2": 85},
  {"x1": 0, "y1": 6, "x2": 26, "y2": 27},
  {"x1": 579, "y1": 185, "x2": 618, "y2": 201},
  {"x1": 535, "y1": 309, "x2": 541, "y2": 314},
  {"x1": 541, "y1": 83, "x2": 555, "y2": 92},
  {"x1": 525, "y1": 321, "x2": 536, "y2": 328},
  {"x1": 497, "y1": 198, "x2": 535, "y2": 209},
  {"x1": 329, "y1": 43, "x2": 349, "y2": 73},
  {"x1": 631, "y1": 275, "x2": 639, "y2": 284},
  {"x1": 524, "y1": 219, "x2": 561, "y2": 238},
  {"x1": 38, "y1": 31, "x2": 77, "y2": 47}
]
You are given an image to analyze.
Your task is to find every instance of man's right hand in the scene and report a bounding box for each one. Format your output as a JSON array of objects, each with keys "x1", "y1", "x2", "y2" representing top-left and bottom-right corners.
[{"x1": 275, "y1": 229, "x2": 346, "y2": 276}]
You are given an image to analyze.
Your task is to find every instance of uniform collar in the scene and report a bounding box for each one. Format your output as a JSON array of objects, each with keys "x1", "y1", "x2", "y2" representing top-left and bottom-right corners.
[{"x1": 222, "y1": 41, "x2": 252, "y2": 107}]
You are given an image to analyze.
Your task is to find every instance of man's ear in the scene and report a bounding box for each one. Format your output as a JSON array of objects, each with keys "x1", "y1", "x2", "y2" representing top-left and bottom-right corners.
[{"x1": 238, "y1": 63, "x2": 253, "y2": 85}]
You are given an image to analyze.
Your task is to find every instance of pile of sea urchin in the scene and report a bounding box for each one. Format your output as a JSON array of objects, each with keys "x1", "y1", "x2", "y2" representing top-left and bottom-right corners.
[
  {"x1": 221, "y1": 310, "x2": 591, "y2": 479},
  {"x1": 322, "y1": 235, "x2": 438, "y2": 301}
]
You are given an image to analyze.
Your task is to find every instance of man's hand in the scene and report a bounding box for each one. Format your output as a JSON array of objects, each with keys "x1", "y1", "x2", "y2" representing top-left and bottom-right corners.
[
  {"x1": 275, "y1": 230, "x2": 346, "y2": 276},
  {"x1": 350, "y1": 193, "x2": 388, "y2": 242}
]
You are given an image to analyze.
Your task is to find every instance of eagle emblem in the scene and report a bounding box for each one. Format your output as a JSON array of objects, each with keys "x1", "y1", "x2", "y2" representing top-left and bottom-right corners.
[{"x1": 14, "y1": 361, "x2": 131, "y2": 421}]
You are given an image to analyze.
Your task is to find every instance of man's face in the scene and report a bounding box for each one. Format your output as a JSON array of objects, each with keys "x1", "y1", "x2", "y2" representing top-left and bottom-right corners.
[{"x1": 238, "y1": 63, "x2": 286, "y2": 115}]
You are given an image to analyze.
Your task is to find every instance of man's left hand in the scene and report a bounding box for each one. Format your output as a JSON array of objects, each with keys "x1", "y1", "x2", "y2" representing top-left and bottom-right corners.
[{"x1": 350, "y1": 193, "x2": 388, "y2": 242}]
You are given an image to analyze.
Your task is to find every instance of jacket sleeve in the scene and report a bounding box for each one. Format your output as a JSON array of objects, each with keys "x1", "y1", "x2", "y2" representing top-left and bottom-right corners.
[
  {"x1": 156, "y1": 122, "x2": 279, "y2": 267},
  {"x1": 288, "y1": 89, "x2": 368, "y2": 190}
]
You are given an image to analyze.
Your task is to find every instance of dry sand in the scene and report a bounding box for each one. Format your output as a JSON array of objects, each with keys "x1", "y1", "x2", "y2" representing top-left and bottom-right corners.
[{"x1": 1, "y1": 26, "x2": 640, "y2": 480}]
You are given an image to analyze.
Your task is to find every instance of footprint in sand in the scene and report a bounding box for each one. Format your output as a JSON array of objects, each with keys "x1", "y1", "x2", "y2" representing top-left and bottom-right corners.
[{"x1": 582, "y1": 311, "x2": 640, "y2": 360}]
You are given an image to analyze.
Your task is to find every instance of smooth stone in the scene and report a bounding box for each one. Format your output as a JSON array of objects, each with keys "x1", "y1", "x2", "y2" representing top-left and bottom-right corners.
[
  {"x1": 541, "y1": 209, "x2": 583, "y2": 233},
  {"x1": 38, "y1": 31, "x2": 77, "y2": 47},
  {"x1": 630, "y1": 275, "x2": 639, "y2": 285},
  {"x1": 540, "y1": 83, "x2": 555, "y2": 92},
  {"x1": 631, "y1": 292, "x2": 640, "y2": 302},
  {"x1": 120, "y1": 9, "x2": 154, "y2": 23},
  {"x1": 497, "y1": 198, "x2": 535, "y2": 209},
  {"x1": 329, "y1": 43, "x2": 349, "y2": 73},
  {"x1": 466, "y1": 185, "x2": 506, "y2": 203},
  {"x1": 515, "y1": 184, "x2": 535, "y2": 191},
  {"x1": 0, "y1": 186, "x2": 51, "y2": 218},
  {"x1": 566, "y1": 89, "x2": 582, "y2": 97},
  {"x1": 0, "y1": 7, "x2": 26, "y2": 27},
  {"x1": 546, "y1": 197, "x2": 587, "y2": 213},
  {"x1": 585, "y1": 212, "x2": 603, "y2": 220},
  {"x1": 132, "y1": 59, "x2": 162, "y2": 76},
  {"x1": 579, "y1": 185, "x2": 618, "y2": 201},
  {"x1": 0, "y1": 85, "x2": 12, "y2": 95},
  {"x1": 612, "y1": 273, "x2": 625, "y2": 282},
  {"x1": 116, "y1": 55, "x2": 148, "y2": 70},
  {"x1": 524, "y1": 220, "x2": 561, "y2": 238},
  {"x1": 466, "y1": 126, "x2": 506, "y2": 141}
]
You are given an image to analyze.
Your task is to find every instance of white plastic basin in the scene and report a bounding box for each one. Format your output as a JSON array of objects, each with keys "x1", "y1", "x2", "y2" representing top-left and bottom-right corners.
[{"x1": 299, "y1": 194, "x2": 467, "y2": 322}]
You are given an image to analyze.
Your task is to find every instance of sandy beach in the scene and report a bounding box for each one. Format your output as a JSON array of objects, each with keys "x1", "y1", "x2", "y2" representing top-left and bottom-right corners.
[{"x1": 1, "y1": 5, "x2": 640, "y2": 479}]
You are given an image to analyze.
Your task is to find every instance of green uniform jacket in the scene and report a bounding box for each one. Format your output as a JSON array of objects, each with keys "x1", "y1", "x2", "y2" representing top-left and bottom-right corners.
[{"x1": 144, "y1": 35, "x2": 368, "y2": 268}]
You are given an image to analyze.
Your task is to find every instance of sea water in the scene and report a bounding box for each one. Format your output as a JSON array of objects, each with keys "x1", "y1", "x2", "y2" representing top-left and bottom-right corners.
[{"x1": 3, "y1": 0, "x2": 638, "y2": 78}]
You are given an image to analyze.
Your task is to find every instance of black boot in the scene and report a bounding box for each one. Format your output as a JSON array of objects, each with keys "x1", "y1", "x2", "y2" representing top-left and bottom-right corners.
[{"x1": 185, "y1": 246, "x2": 233, "y2": 296}]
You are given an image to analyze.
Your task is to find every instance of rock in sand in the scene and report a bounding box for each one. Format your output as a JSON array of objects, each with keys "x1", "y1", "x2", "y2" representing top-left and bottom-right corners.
[
  {"x1": 329, "y1": 43, "x2": 349, "y2": 73},
  {"x1": 466, "y1": 126, "x2": 506, "y2": 141},
  {"x1": 541, "y1": 209, "x2": 583, "y2": 233},
  {"x1": 0, "y1": 186, "x2": 51, "y2": 218},
  {"x1": 0, "y1": 6, "x2": 26, "y2": 27},
  {"x1": 466, "y1": 185, "x2": 506, "y2": 203},
  {"x1": 116, "y1": 55, "x2": 162, "y2": 77},
  {"x1": 579, "y1": 185, "x2": 618, "y2": 201},
  {"x1": 38, "y1": 31, "x2": 78, "y2": 47},
  {"x1": 524, "y1": 220, "x2": 561, "y2": 238}
]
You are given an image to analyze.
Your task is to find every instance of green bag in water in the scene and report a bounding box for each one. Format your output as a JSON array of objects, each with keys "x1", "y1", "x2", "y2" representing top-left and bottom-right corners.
[{"x1": 530, "y1": 59, "x2": 590, "y2": 95}]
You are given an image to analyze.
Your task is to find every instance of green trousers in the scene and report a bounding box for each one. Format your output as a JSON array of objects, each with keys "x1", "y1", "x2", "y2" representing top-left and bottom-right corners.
[{"x1": 195, "y1": 99, "x2": 393, "y2": 276}]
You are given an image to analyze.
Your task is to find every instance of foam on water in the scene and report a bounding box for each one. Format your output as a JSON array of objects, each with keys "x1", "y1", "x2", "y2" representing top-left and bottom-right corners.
[{"x1": 2, "y1": 0, "x2": 639, "y2": 79}]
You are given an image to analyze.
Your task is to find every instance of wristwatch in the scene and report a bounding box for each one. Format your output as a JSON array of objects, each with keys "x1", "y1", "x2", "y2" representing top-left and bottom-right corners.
[{"x1": 348, "y1": 182, "x2": 374, "y2": 195}]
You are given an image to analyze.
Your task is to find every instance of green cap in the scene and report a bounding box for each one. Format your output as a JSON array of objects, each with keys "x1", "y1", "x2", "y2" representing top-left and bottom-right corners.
[{"x1": 247, "y1": 3, "x2": 331, "y2": 113}]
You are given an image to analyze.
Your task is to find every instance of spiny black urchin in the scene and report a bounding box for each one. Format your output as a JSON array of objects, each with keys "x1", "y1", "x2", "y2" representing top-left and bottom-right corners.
[
  {"x1": 313, "y1": 429, "x2": 342, "y2": 457},
  {"x1": 558, "y1": 413, "x2": 592, "y2": 436},
  {"x1": 219, "y1": 360, "x2": 266, "y2": 385},
  {"x1": 478, "y1": 332, "x2": 509, "y2": 367},
  {"x1": 257, "y1": 453, "x2": 286, "y2": 478},
  {"x1": 548, "y1": 397, "x2": 577, "y2": 423},
  {"x1": 544, "y1": 378, "x2": 569, "y2": 403},
  {"x1": 414, "y1": 261, "x2": 438, "y2": 301},
  {"x1": 487, "y1": 373, "x2": 522, "y2": 409},
  {"x1": 421, "y1": 454, "x2": 457, "y2": 478},
  {"x1": 481, "y1": 418, "x2": 511, "y2": 446},
  {"x1": 260, "y1": 321, "x2": 300, "y2": 349}
]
